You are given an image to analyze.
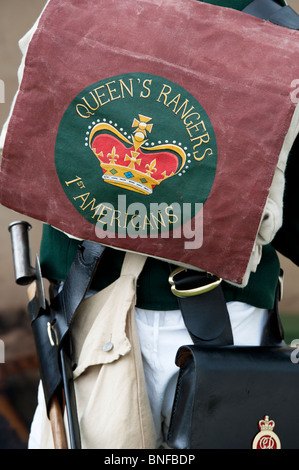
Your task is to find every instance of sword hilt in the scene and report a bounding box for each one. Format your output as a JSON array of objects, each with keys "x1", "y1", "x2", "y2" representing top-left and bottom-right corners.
[{"x1": 8, "y1": 221, "x2": 36, "y2": 285}]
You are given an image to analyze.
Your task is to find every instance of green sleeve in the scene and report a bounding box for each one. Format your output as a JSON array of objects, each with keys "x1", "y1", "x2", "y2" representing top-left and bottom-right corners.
[
  {"x1": 40, "y1": 224, "x2": 280, "y2": 310},
  {"x1": 40, "y1": 225, "x2": 79, "y2": 282},
  {"x1": 222, "y1": 244, "x2": 280, "y2": 309}
]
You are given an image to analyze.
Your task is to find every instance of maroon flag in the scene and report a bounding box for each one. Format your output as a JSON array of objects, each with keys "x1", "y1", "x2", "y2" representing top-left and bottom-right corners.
[{"x1": 1, "y1": 0, "x2": 298, "y2": 285}]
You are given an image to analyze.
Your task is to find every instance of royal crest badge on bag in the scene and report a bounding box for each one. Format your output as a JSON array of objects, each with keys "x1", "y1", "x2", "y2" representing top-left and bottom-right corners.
[
  {"x1": 167, "y1": 344, "x2": 299, "y2": 449},
  {"x1": 252, "y1": 415, "x2": 281, "y2": 449}
]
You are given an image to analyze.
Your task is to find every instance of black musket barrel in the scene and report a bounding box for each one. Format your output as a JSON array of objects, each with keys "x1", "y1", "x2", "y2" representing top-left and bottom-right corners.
[{"x1": 8, "y1": 221, "x2": 36, "y2": 285}]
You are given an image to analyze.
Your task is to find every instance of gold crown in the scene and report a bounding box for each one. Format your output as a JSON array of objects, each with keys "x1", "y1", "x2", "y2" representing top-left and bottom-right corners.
[
  {"x1": 89, "y1": 114, "x2": 186, "y2": 195},
  {"x1": 258, "y1": 416, "x2": 275, "y2": 431}
]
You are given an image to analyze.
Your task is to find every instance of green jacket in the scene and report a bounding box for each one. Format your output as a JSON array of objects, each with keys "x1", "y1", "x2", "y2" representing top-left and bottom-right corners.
[{"x1": 40, "y1": 0, "x2": 294, "y2": 311}]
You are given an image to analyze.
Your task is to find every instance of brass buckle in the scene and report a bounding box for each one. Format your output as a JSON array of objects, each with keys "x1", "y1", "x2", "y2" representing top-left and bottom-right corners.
[{"x1": 168, "y1": 267, "x2": 222, "y2": 298}]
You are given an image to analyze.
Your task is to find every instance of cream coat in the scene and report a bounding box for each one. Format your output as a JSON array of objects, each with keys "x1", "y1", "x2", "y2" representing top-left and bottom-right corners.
[{"x1": 39, "y1": 252, "x2": 157, "y2": 449}]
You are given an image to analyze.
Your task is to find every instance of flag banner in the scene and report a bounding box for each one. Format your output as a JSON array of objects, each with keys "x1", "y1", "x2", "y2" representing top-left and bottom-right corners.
[{"x1": 0, "y1": 0, "x2": 299, "y2": 285}]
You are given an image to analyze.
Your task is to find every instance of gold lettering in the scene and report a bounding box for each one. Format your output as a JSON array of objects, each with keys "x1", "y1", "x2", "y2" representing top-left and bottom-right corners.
[
  {"x1": 119, "y1": 79, "x2": 134, "y2": 98},
  {"x1": 194, "y1": 147, "x2": 213, "y2": 161},
  {"x1": 151, "y1": 211, "x2": 166, "y2": 229},
  {"x1": 105, "y1": 80, "x2": 121, "y2": 101},
  {"x1": 164, "y1": 206, "x2": 179, "y2": 224},
  {"x1": 192, "y1": 133, "x2": 210, "y2": 147},
  {"x1": 73, "y1": 192, "x2": 90, "y2": 209},
  {"x1": 123, "y1": 212, "x2": 129, "y2": 229},
  {"x1": 175, "y1": 99, "x2": 195, "y2": 121},
  {"x1": 140, "y1": 79, "x2": 152, "y2": 98},
  {"x1": 81, "y1": 197, "x2": 103, "y2": 217},
  {"x1": 166, "y1": 93, "x2": 181, "y2": 112},
  {"x1": 93, "y1": 85, "x2": 110, "y2": 106},
  {"x1": 142, "y1": 214, "x2": 155, "y2": 230},
  {"x1": 183, "y1": 112, "x2": 201, "y2": 127},
  {"x1": 82, "y1": 92, "x2": 100, "y2": 111},
  {"x1": 110, "y1": 210, "x2": 122, "y2": 227},
  {"x1": 156, "y1": 84, "x2": 172, "y2": 104},
  {"x1": 76, "y1": 104, "x2": 95, "y2": 118},
  {"x1": 97, "y1": 205, "x2": 113, "y2": 223},
  {"x1": 130, "y1": 214, "x2": 141, "y2": 229},
  {"x1": 186, "y1": 120, "x2": 206, "y2": 138},
  {"x1": 65, "y1": 176, "x2": 82, "y2": 186}
]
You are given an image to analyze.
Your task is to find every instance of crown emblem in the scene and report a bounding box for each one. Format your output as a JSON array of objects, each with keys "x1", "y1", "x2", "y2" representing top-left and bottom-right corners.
[
  {"x1": 258, "y1": 416, "x2": 275, "y2": 431},
  {"x1": 252, "y1": 415, "x2": 281, "y2": 449},
  {"x1": 89, "y1": 114, "x2": 186, "y2": 195}
]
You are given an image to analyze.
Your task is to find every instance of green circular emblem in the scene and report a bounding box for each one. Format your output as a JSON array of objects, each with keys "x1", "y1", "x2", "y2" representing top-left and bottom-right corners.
[{"x1": 55, "y1": 72, "x2": 217, "y2": 237}]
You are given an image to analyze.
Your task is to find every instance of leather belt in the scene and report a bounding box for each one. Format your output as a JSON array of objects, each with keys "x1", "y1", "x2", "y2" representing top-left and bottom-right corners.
[
  {"x1": 169, "y1": 267, "x2": 234, "y2": 346},
  {"x1": 169, "y1": 265, "x2": 284, "y2": 348}
]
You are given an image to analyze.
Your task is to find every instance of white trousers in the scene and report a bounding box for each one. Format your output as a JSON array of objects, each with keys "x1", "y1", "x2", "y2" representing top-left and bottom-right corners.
[
  {"x1": 28, "y1": 301, "x2": 267, "y2": 449},
  {"x1": 134, "y1": 302, "x2": 267, "y2": 448}
]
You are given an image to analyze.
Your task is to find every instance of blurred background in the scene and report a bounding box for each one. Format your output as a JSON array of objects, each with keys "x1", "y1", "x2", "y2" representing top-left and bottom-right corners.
[
  {"x1": 0, "y1": 0, "x2": 299, "y2": 449},
  {"x1": 0, "y1": 0, "x2": 47, "y2": 449}
]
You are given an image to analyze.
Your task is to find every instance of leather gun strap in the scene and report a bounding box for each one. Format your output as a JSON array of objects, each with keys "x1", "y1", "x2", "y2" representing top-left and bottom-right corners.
[
  {"x1": 170, "y1": 267, "x2": 284, "y2": 348},
  {"x1": 169, "y1": 268, "x2": 233, "y2": 347},
  {"x1": 51, "y1": 240, "x2": 106, "y2": 344},
  {"x1": 46, "y1": 240, "x2": 106, "y2": 448}
]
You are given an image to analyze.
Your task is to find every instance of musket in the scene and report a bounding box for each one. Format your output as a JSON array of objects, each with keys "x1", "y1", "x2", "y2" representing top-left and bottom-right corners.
[
  {"x1": 8, "y1": 221, "x2": 71, "y2": 449},
  {"x1": 9, "y1": 221, "x2": 106, "y2": 449}
]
